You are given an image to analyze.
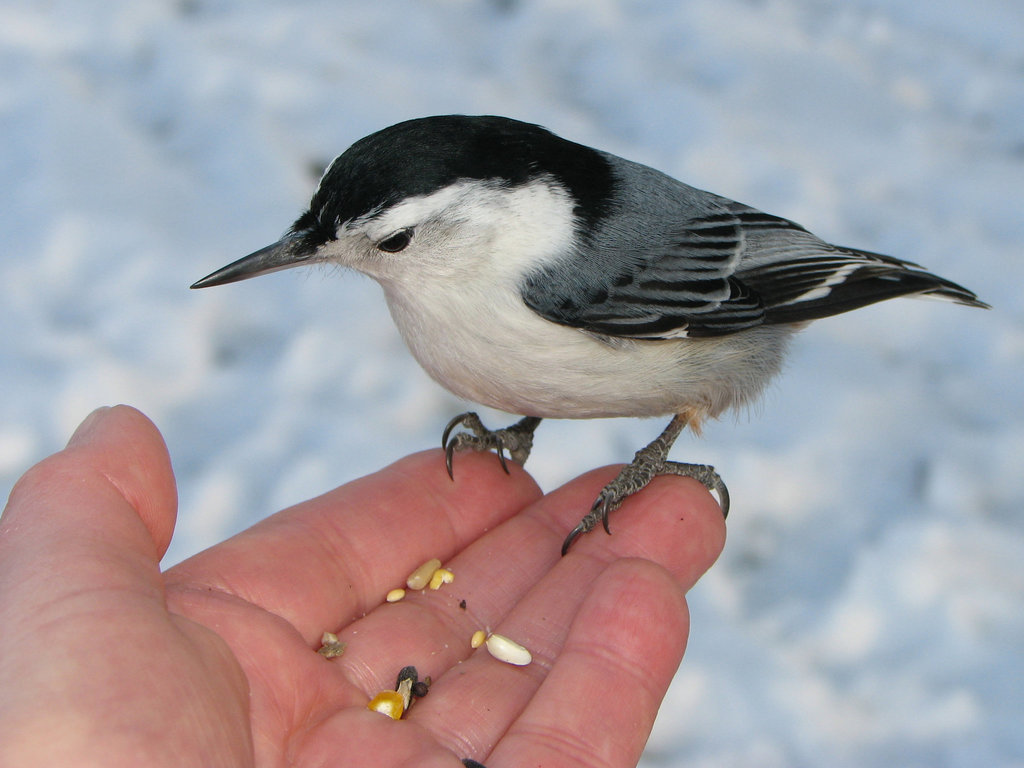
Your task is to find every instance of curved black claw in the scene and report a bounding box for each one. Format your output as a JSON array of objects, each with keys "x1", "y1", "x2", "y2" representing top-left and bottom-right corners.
[
  {"x1": 585, "y1": 493, "x2": 615, "y2": 535},
  {"x1": 442, "y1": 413, "x2": 473, "y2": 479},
  {"x1": 445, "y1": 445, "x2": 456, "y2": 480},
  {"x1": 599, "y1": 497, "x2": 613, "y2": 535},
  {"x1": 665, "y1": 461, "x2": 730, "y2": 519},
  {"x1": 560, "y1": 495, "x2": 616, "y2": 555},
  {"x1": 441, "y1": 413, "x2": 541, "y2": 480},
  {"x1": 560, "y1": 522, "x2": 587, "y2": 556},
  {"x1": 441, "y1": 412, "x2": 473, "y2": 452},
  {"x1": 495, "y1": 447, "x2": 511, "y2": 475},
  {"x1": 712, "y1": 472, "x2": 730, "y2": 519}
]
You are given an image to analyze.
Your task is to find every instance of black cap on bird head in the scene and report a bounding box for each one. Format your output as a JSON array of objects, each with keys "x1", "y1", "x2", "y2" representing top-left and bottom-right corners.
[{"x1": 191, "y1": 115, "x2": 614, "y2": 289}]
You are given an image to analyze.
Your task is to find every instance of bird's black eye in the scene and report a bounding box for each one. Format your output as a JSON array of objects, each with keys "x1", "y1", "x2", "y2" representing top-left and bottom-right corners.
[{"x1": 377, "y1": 228, "x2": 413, "y2": 253}]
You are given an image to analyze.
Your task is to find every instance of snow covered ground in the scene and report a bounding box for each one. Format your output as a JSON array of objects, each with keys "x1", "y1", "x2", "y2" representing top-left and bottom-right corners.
[{"x1": 2, "y1": 0, "x2": 1021, "y2": 765}]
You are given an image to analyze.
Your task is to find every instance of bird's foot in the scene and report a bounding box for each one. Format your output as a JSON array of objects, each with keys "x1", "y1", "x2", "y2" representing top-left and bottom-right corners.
[
  {"x1": 442, "y1": 412, "x2": 542, "y2": 478},
  {"x1": 561, "y1": 453, "x2": 729, "y2": 555}
]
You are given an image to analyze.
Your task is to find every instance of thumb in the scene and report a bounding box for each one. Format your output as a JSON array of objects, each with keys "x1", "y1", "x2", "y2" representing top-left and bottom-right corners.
[
  {"x1": 63, "y1": 404, "x2": 178, "y2": 555},
  {"x1": 0, "y1": 405, "x2": 178, "y2": 604}
]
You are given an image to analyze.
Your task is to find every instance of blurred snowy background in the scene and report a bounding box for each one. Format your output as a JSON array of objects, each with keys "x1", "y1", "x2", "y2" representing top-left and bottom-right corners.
[{"x1": 1, "y1": 0, "x2": 1021, "y2": 765}]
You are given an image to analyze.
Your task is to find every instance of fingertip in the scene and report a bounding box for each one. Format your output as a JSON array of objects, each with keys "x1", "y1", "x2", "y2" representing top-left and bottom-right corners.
[
  {"x1": 19, "y1": 405, "x2": 178, "y2": 557},
  {"x1": 653, "y1": 473, "x2": 729, "y2": 569},
  {"x1": 77, "y1": 405, "x2": 178, "y2": 555},
  {"x1": 64, "y1": 405, "x2": 114, "y2": 448},
  {"x1": 631, "y1": 472, "x2": 728, "y2": 581}
]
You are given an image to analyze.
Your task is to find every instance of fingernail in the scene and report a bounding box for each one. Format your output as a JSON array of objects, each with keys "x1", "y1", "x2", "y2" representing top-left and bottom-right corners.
[{"x1": 66, "y1": 407, "x2": 112, "y2": 448}]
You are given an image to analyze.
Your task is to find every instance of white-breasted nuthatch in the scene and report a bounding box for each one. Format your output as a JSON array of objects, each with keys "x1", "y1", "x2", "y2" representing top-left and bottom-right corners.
[{"x1": 193, "y1": 115, "x2": 987, "y2": 553}]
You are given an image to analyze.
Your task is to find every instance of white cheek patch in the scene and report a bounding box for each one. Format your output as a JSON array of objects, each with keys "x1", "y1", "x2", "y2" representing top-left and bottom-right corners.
[{"x1": 362, "y1": 177, "x2": 578, "y2": 277}]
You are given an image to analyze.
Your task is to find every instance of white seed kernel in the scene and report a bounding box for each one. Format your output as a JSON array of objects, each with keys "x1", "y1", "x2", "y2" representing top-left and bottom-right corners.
[
  {"x1": 407, "y1": 558, "x2": 442, "y2": 590},
  {"x1": 396, "y1": 677, "x2": 414, "y2": 711},
  {"x1": 485, "y1": 632, "x2": 532, "y2": 666}
]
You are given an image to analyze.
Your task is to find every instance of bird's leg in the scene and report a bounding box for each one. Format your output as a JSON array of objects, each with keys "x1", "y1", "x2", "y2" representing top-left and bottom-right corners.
[
  {"x1": 561, "y1": 414, "x2": 730, "y2": 555},
  {"x1": 442, "y1": 412, "x2": 543, "y2": 478}
]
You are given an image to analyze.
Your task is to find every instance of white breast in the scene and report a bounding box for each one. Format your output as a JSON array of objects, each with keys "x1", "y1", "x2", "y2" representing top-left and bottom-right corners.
[{"x1": 383, "y1": 276, "x2": 791, "y2": 420}]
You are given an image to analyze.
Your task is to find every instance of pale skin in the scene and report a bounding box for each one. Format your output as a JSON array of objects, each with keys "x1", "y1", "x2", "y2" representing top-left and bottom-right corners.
[{"x1": 0, "y1": 405, "x2": 725, "y2": 767}]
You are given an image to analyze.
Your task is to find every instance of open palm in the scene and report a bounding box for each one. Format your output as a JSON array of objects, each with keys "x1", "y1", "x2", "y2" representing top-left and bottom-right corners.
[{"x1": 0, "y1": 406, "x2": 724, "y2": 767}]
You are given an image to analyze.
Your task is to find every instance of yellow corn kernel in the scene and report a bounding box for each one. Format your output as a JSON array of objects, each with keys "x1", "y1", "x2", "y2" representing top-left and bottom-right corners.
[
  {"x1": 428, "y1": 567, "x2": 454, "y2": 590},
  {"x1": 367, "y1": 690, "x2": 405, "y2": 720}
]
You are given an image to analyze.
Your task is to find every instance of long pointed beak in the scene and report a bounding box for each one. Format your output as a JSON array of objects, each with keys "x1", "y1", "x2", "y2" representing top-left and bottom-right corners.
[{"x1": 191, "y1": 234, "x2": 315, "y2": 289}]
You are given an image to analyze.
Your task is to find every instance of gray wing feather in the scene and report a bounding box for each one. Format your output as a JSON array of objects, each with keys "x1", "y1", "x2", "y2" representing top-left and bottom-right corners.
[{"x1": 522, "y1": 174, "x2": 985, "y2": 339}]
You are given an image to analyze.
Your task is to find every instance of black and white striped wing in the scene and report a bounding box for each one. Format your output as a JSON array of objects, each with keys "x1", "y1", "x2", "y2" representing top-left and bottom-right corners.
[
  {"x1": 523, "y1": 204, "x2": 985, "y2": 340},
  {"x1": 732, "y1": 203, "x2": 985, "y2": 324},
  {"x1": 522, "y1": 211, "x2": 767, "y2": 339}
]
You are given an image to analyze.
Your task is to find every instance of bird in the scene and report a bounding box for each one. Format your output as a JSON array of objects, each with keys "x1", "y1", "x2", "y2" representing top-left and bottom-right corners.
[{"x1": 192, "y1": 114, "x2": 987, "y2": 554}]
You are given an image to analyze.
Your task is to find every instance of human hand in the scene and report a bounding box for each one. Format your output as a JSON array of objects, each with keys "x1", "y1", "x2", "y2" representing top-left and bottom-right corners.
[{"x1": 0, "y1": 405, "x2": 725, "y2": 767}]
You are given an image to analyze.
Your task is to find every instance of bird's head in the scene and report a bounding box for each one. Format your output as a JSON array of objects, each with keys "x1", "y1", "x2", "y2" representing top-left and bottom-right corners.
[{"x1": 191, "y1": 115, "x2": 614, "y2": 292}]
